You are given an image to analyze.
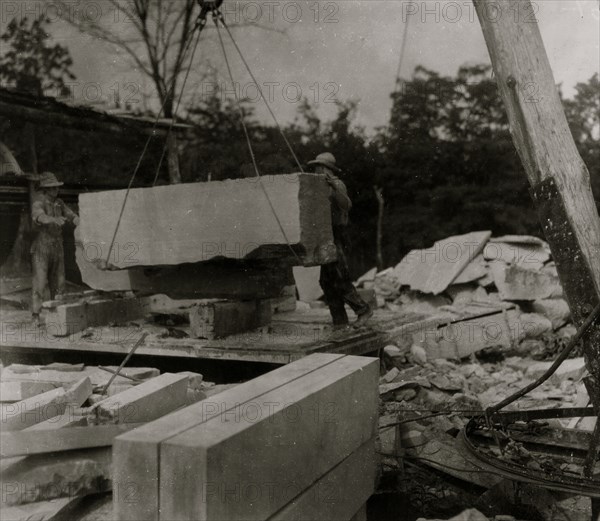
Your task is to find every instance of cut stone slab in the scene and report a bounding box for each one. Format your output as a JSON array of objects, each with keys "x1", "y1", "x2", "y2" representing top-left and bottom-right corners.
[
  {"x1": 293, "y1": 266, "x2": 323, "y2": 302},
  {"x1": 158, "y1": 356, "x2": 378, "y2": 521},
  {"x1": 77, "y1": 249, "x2": 295, "y2": 300},
  {"x1": 483, "y1": 241, "x2": 549, "y2": 269},
  {"x1": 269, "y1": 439, "x2": 377, "y2": 521},
  {"x1": 0, "y1": 366, "x2": 158, "y2": 388},
  {"x1": 417, "y1": 308, "x2": 520, "y2": 360},
  {"x1": 393, "y1": 231, "x2": 491, "y2": 295},
  {"x1": 0, "y1": 423, "x2": 142, "y2": 458},
  {"x1": 0, "y1": 381, "x2": 60, "y2": 402},
  {"x1": 397, "y1": 291, "x2": 451, "y2": 315},
  {"x1": 453, "y1": 254, "x2": 488, "y2": 284},
  {"x1": 518, "y1": 313, "x2": 553, "y2": 339},
  {"x1": 532, "y1": 298, "x2": 571, "y2": 329},
  {"x1": 113, "y1": 353, "x2": 346, "y2": 521},
  {"x1": 1, "y1": 388, "x2": 67, "y2": 431},
  {"x1": 43, "y1": 296, "x2": 143, "y2": 336},
  {"x1": 0, "y1": 447, "x2": 111, "y2": 507},
  {"x1": 93, "y1": 373, "x2": 188, "y2": 423},
  {"x1": 491, "y1": 262, "x2": 561, "y2": 301},
  {"x1": 356, "y1": 267, "x2": 377, "y2": 286},
  {"x1": 489, "y1": 235, "x2": 547, "y2": 246},
  {"x1": 78, "y1": 173, "x2": 335, "y2": 268},
  {"x1": 526, "y1": 357, "x2": 587, "y2": 385},
  {"x1": 1, "y1": 497, "x2": 79, "y2": 520}
]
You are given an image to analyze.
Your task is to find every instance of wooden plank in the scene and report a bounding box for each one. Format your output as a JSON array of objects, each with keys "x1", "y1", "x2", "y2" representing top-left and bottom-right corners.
[
  {"x1": 0, "y1": 423, "x2": 144, "y2": 458},
  {"x1": 113, "y1": 353, "x2": 345, "y2": 521},
  {"x1": 78, "y1": 174, "x2": 335, "y2": 269},
  {"x1": 267, "y1": 439, "x2": 377, "y2": 521},
  {"x1": 393, "y1": 231, "x2": 491, "y2": 295},
  {"x1": 93, "y1": 373, "x2": 188, "y2": 423},
  {"x1": 2, "y1": 497, "x2": 79, "y2": 521},
  {"x1": 189, "y1": 299, "x2": 272, "y2": 339},
  {"x1": 159, "y1": 356, "x2": 379, "y2": 521}
]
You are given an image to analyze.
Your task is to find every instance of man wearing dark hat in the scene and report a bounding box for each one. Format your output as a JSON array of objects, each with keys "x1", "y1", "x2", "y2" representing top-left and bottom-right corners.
[
  {"x1": 30, "y1": 172, "x2": 79, "y2": 326},
  {"x1": 308, "y1": 152, "x2": 373, "y2": 328}
]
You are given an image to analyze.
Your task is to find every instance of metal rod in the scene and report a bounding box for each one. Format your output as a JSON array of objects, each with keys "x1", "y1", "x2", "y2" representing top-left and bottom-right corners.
[{"x1": 101, "y1": 333, "x2": 148, "y2": 395}]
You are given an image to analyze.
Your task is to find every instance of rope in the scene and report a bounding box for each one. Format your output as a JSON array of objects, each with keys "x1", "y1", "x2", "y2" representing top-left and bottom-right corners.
[
  {"x1": 105, "y1": 13, "x2": 206, "y2": 265},
  {"x1": 213, "y1": 12, "x2": 303, "y2": 264},
  {"x1": 214, "y1": 10, "x2": 304, "y2": 174}
]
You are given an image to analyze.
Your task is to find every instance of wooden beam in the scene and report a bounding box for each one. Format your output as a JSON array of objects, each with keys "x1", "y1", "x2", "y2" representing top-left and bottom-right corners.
[
  {"x1": 473, "y1": 0, "x2": 600, "y2": 386},
  {"x1": 0, "y1": 99, "x2": 173, "y2": 137}
]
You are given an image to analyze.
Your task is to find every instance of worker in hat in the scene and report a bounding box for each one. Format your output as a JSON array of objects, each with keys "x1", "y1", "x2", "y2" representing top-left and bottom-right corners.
[
  {"x1": 308, "y1": 152, "x2": 373, "y2": 329},
  {"x1": 30, "y1": 172, "x2": 79, "y2": 326}
]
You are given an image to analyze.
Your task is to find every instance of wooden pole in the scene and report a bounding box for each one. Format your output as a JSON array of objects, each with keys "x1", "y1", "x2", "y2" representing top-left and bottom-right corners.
[
  {"x1": 473, "y1": 0, "x2": 600, "y2": 474},
  {"x1": 373, "y1": 186, "x2": 384, "y2": 271}
]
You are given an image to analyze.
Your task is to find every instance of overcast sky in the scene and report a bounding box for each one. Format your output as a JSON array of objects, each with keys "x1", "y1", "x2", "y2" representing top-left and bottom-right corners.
[{"x1": 5, "y1": 1, "x2": 599, "y2": 132}]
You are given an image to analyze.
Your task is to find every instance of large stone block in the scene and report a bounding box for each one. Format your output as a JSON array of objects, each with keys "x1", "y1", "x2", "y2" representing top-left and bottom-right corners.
[{"x1": 78, "y1": 174, "x2": 336, "y2": 269}]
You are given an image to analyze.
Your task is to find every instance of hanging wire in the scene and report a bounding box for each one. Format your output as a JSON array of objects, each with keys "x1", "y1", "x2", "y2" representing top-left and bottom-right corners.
[
  {"x1": 212, "y1": 12, "x2": 303, "y2": 264},
  {"x1": 105, "y1": 14, "x2": 207, "y2": 265},
  {"x1": 152, "y1": 25, "x2": 205, "y2": 186},
  {"x1": 213, "y1": 10, "x2": 304, "y2": 174}
]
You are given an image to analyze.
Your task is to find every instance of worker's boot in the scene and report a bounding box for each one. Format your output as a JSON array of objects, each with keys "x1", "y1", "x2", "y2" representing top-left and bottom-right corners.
[
  {"x1": 329, "y1": 302, "x2": 349, "y2": 331},
  {"x1": 344, "y1": 291, "x2": 373, "y2": 327},
  {"x1": 31, "y1": 313, "x2": 42, "y2": 328},
  {"x1": 354, "y1": 305, "x2": 374, "y2": 327}
]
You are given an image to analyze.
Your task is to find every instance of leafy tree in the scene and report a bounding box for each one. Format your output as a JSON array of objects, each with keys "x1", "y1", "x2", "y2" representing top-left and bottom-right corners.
[
  {"x1": 0, "y1": 16, "x2": 76, "y2": 96},
  {"x1": 564, "y1": 73, "x2": 600, "y2": 204}
]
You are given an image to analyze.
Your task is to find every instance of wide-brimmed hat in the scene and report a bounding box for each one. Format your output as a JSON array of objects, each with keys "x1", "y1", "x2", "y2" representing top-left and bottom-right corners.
[
  {"x1": 39, "y1": 172, "x2": 63, "y2": 188},
  {"x1": 308, "y1": 152, "x2": 340, "y2": 173}
]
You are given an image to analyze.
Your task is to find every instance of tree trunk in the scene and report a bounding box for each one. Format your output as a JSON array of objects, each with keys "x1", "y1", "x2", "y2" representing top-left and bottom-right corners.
[{"x1": 373, "y1": 186, "x2": 384, "y2": 271}]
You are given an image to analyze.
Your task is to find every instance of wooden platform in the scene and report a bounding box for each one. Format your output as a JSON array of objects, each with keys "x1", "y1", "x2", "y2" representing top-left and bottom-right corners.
[{"x1": 0, "y1": 308, "x2": 431, "y2": 364}]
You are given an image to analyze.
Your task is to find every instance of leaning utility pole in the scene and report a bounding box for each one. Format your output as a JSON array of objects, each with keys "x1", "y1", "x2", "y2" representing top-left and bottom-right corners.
[{"x1": 473, "y1": 0, "x2": 600, "y2": 473}]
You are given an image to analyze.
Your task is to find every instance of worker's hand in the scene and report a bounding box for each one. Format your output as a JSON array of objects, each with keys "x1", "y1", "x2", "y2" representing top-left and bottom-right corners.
[
  {"x1": 53, "y1": 216, "x2": 67, "y2": 227},
  {"x1": 73, "y1": 216, "x2": 80, "y2": 227}
]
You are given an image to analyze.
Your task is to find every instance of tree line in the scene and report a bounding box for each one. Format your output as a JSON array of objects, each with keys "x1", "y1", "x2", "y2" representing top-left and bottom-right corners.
[{"x1": 1, "y1": 15, "x2": 598, "y2": 276}]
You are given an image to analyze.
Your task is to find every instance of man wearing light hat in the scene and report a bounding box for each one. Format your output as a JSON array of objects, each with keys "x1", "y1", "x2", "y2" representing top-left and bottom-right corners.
[
  {"x1": 308, "y1": 152, "x2": 373, "y2": 328},
  {"x1": 30, "y1": 172, "x2": 79, "y2": 326}
]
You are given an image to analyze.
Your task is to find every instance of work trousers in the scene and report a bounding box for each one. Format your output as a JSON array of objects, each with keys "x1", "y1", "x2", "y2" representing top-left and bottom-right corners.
[
  {"x1": 319, "y1": 227, "x2": 369, "y2": 325},
  {"x1": 31, "y1": 239, "x2": 65, "y2": 315}
]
